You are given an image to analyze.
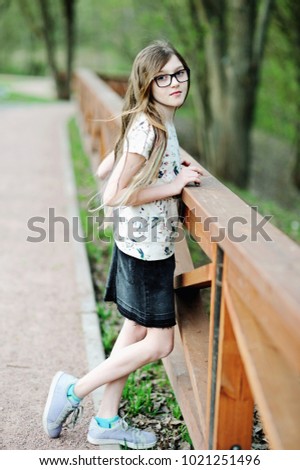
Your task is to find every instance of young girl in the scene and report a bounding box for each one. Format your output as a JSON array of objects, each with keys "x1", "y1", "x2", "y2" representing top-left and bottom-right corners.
[{"x1": 43, "y1": 40, "x2": 202, "y2": 449}]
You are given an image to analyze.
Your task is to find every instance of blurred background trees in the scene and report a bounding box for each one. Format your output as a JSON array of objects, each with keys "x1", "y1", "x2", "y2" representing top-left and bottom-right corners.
[
  {"x1": 13, "y1": 0, "x2": 76, "y2": 99},
  {"x1": 273, "y1": 0, "x2": 300, "y2": 189},
  {"x1": 161, "y1": 0, "x2": 274, "y2": 188},
  {"x1": 0, "y1": 0, "x2": 299, "y2": 196}
]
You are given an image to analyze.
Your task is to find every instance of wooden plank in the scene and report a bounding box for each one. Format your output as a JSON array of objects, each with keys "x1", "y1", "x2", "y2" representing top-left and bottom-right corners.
[
  {"x1": 90, "y1": 119, "x2": 101, "y2": 152},
  {"x1": 174, "y1": 226, "x2": 194, "y2": 276},
  {"x1": 163, "y1": 327, "x2": 205, "y2": 449},
  {"x1": 224, "y1": 280, "x2": 300, "y2": 449},
  {"x1": 74, "y1": 69, "x2": 123, "y2": 116},
  {"x1": 213, "y1": 268, "x2": 254, "y2": 449},
  {"x1": 175, "y1": 289, "x2": 209, "y2": 436},
  {"x1": 175, "y1": 263, "x2": 213, "y2": 289},
  {"x1": 227, "y1": 259, "x2": 300, "y2": 374},
  {"x1": 205, "y1": 243, "x2": 218, "y2": 448},
  {"x1": 184, "y1": 205, "x2": 213, "y2": 259},
  {"x1": 181, "y1": 174, "x2": 300, "y2": 352},
  {"x1": 173, "y1": 231, "x2": 209, "y2": 445}
]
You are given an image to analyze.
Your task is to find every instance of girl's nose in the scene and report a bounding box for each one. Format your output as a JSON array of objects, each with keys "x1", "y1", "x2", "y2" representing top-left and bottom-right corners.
[{"x1": 170, "y1": 76, "x2": 179, "y2": 87}]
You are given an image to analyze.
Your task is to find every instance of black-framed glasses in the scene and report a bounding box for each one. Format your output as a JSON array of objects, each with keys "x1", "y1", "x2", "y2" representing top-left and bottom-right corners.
[{"x1": 154, "y1": 68, "x2": 190, "y2": 88}]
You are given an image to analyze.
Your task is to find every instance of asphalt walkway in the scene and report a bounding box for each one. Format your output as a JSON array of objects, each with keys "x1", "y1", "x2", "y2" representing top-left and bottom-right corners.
[{"x1": 0, "y1": 102, "x2": 108, "y2": 450}]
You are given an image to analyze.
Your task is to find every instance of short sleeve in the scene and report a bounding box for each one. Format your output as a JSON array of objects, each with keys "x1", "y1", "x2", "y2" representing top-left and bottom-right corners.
[{"x1": 126, "y1": 114, "x2": 155, "y2": 159}]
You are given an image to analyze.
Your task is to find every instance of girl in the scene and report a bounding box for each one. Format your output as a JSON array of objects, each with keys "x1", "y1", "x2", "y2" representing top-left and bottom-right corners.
[{"x1": 43, "y1": 40, "x2": 202, "y2": 449}]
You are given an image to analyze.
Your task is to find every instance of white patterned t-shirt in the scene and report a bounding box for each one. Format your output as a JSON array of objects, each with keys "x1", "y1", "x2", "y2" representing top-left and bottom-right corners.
[{"x1": 113, "y1": 113, "x2": 181, "y2": 261}]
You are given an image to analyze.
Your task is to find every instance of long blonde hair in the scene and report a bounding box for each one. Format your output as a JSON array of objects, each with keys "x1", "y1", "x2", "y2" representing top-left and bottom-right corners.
[{"x1": 104, "y1": 40, "x2": 190, "y2": 207}]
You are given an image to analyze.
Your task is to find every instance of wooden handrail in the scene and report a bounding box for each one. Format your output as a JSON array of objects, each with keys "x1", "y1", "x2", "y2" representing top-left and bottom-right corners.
[{"x1": 73, "y1": 68, "x2": 300, "y2": 450}]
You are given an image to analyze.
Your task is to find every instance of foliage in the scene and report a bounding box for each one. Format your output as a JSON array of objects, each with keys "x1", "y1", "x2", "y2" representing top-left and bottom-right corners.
[
  {"x1": 0, "y1": 0, "x2": 77, "y2": 98},
  {"x1": 0, "y1": 2, "x2": 298, "y2": 145},
  {"x1": 0, "y1": 90, "x2": 53, "y2": 103},
  {"x1": 2, "y1": 2, "x2": 299, "y2": 233},
  {"x1": 255, "y1": 53, "x2": 297, "y2": 142},
  {"x1": 227, "y1": 183, "x2": 300, "y2": 244},
  {"x1": 272, "y1": 0, "x2": 300, "y2": 187}
]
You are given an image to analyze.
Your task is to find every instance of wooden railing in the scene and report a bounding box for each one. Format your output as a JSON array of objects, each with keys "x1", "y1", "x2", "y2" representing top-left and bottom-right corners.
[{"x1": 73, "y1": 68, "x2": 300, "y2": 450}]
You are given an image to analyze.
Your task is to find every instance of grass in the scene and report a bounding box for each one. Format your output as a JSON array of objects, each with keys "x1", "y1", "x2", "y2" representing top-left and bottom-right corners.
[
  {"x1": 226, "y1": 183, "x2": 300, "y2": 244},
  {"x1": 0, "y1": 74, "x2": 56, "y2": 104},
  {"x1": 68, "y1": 116, "x2": 193, "y2": 449},
  {"x1": 254, "y1": 53, "x2": 297, "y2": 143},
  {"x1": 0, "y1": 90, "x2": 55, "y2": 103}
]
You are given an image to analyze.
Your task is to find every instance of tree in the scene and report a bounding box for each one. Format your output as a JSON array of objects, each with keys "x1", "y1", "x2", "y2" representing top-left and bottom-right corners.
[
  {"x1": 273, "y1": 0, "x2": 300, "y2": 190},
  {"x1": 164, "y1": 0, "x2": 274, "y2": 188},
  {"x1": 17, "y1": 0, "x2": 77, "y2": 99}
]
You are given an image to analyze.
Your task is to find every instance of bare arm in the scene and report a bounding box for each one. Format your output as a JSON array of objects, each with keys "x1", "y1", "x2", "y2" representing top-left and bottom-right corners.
[
  {"x1": 103, "y1": 152, "x2": 203, "y2": 206},
  {"x1": 103, "y1": 152, "x2": 145, "y2": 205},
  {"x1": 96, "y1": 151, "x2": 115, "y2": 180}
]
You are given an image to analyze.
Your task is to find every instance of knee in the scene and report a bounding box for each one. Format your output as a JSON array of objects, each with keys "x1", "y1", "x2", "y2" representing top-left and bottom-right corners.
[
  {"x1": 133, "y1": 324, "x2": 147, "y2": 342},
  {"x1": 145, "y1": 333, "x2": 174, "y2": 362},
  {"x1": 158, "y1": 334, "x2": 174, "y2": 359},
  {"x1": 124, "y1": 320, "x2": 146, "y2": 343}
]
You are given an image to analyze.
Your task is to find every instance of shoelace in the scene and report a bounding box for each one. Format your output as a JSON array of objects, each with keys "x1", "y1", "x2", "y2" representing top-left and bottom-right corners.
[
  {"x1": 120, "y1": 418, "x2": 148, "y2": 444},
  {"x1": 64, "y1": 405, "x2": 84, "y2": 429}
]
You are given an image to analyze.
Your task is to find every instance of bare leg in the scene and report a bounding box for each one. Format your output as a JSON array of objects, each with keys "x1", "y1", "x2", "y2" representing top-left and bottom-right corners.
[
  {"x1": 97, "y1": 319, "x2": 147, "y2": 418},
  {"x1": 74, "y1": 326, "x2": 174, "y2": 399}
]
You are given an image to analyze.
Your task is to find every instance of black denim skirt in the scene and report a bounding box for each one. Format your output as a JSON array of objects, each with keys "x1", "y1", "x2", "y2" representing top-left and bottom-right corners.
[{"x1": 104, "y1": 244, "x2": 176, "y2": 328}]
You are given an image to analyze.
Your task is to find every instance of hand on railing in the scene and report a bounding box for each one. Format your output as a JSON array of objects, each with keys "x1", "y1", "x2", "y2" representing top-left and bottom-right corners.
[{"x1": 170, "y1": 161, "x2": 203, "y2": 195}]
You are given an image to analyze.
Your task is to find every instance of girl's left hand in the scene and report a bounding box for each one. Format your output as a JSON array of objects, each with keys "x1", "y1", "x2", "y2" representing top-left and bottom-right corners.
[
  {"x1": 181, "y1": 158, "x2": 204, "y2": 175},
  {"x1": 181, "y1": 159, "x2": 204, "y2": 186}
]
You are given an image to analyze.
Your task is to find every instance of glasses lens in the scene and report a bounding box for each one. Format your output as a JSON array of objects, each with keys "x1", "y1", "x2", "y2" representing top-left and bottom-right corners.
[
  {"x1": 155, "y1": 74, "x2": 171, "y2": 87},
  {"x1": 176, "y1": 69, "x2": 189, "y2": 82}
]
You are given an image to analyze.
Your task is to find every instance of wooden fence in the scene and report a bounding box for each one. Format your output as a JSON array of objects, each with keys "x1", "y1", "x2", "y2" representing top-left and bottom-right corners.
[{"x1": 73, "y1": 68, "x2": 300, "y2": 450}]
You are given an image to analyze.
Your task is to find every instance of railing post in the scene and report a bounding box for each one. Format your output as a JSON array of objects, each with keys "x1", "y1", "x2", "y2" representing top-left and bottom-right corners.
[
  {"x1": 207, "y1": 245, "x2": 224, "y2": 448},
  {"x1": 207, "y1": 248, "x2": 254, "y2": 449}
]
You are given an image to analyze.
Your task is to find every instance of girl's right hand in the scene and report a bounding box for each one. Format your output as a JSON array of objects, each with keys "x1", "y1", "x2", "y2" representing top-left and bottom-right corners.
[{"x1": 171, "y1": 165, "x2": 203, "y2": 195}]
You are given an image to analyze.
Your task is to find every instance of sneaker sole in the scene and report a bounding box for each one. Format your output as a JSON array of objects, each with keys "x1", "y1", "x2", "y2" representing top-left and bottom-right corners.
[
  {"x1": 87, "y1": 435, "x2": 157, "y2": 449},
  {"x1": 42, "y1": 371, "x2": 65, "y2": 437}
]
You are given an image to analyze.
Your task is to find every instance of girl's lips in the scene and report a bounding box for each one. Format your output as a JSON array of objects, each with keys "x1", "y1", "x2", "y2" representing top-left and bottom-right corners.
[{"x1": 170, "y1": 91, "x2": 182, "y2": 96}]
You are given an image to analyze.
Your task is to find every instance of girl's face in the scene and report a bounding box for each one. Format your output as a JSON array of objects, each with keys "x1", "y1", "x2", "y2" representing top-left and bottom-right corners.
[{"x1": 151, "y1": 54, "x2": 189, "y2": 115}]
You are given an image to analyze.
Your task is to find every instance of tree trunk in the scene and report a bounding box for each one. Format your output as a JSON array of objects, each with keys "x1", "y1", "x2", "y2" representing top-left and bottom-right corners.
[
  {"x1": 37, "y1": 0, "x2": 76, "y2": 100},
  {"x1": 62, "y1": 0, "x2": 76, "y2": 100},
  {"x1": 210, "y1": 94, "x2": 253, "y2": 187},
  {"x1": 190, "y1": 0, "x2": 273, "y2": 188},
  {"x1": 207, "y1": 0, "x2": 256, "y2": 187},
  {"x1": 38, "y1": 0, "x2": 62, "y2": 97}
]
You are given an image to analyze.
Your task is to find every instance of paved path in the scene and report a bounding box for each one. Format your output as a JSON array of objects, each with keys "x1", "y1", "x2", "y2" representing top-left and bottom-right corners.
[
  {"x1": 0, "y1": 103, "x2": 106, "y2": 450},
  {"x1": 0, "y1": 74, "x2": 56, "y2": 100}
]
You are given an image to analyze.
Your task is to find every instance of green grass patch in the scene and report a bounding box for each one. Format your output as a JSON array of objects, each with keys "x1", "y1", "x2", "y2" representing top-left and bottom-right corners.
[
  {"x1": 0, "y1": 74, "x2": 56, "y2": 103},
  {"x1": 0, "y1": 91, "x2": 55, "y2": 103},
  {"x1": 254, "y1": 52, "x2": 297, "y2": 143},
  {"x1": 226, "y1": 183, "x2": 300, "y2": 244}
]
